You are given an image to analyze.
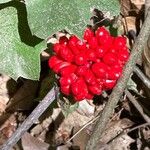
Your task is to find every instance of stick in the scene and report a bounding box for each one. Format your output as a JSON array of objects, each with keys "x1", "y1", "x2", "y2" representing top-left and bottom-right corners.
[
  {"x1": 86, "y1": 9, "x2": 150, "y2": 150},
  {"x1": 0, "y1": 87, "x2": 57, "y2": 150},
  {"x1": 134, "y1": 66, "x2": 150, "y2": 88},
  {"x1": 125, "y1": 89, "x2": 150, "y2": 123}
]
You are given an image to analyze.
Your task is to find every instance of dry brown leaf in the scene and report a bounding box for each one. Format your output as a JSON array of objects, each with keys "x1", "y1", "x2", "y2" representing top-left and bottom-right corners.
[
  {"x1": 7, "y1": 80, "x2": 38, "y2": 111},
  {"x1": 76, "y1": 100, "x2": 95, "y2": 117},
  {"x1": 72, "y1": 126, "x2": 90, "y2": 150},
  {"x1": 100, "y1": 118, "x2": 134, "y2": 145},
  {"x1": 0, "y1": 113, "x2": 17, "y2": 145},
  {"x1": 21, "y1": 132, "x2": 49, "y2": 150}
]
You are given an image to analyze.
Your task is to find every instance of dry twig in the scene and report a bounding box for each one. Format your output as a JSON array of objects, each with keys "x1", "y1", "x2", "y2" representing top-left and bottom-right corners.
[{"x1": 125, "y1": 89, "x2": 150, "y2": 123}]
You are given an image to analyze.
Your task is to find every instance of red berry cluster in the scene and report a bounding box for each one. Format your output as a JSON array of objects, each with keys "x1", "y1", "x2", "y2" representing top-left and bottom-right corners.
[{"x1": 48, "y1": 27, "x2": 129, "y2": 101}]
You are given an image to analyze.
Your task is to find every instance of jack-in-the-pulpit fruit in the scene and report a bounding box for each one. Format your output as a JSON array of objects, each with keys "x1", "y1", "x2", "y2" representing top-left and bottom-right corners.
[{"x1": 48, "y1": 27, "x2": 129, "y2": 101}]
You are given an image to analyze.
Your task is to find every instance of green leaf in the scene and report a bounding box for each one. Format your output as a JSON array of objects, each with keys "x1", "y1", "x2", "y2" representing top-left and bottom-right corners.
[
  {"x1": 0, "y1": 0, "x2": 10, "y2": 2},
  {"x1": 61, "y1": 102, "x2": 79, "y2": 118},
  {"x1": 26, "y1": 0, "x2": 120, "y2": 39},
  {"x1": 127, "y1": 78, "x2": 138, "y2": 93},
  {"x1": 0, "y1": 7, "x2": 46, "y2": 80}
]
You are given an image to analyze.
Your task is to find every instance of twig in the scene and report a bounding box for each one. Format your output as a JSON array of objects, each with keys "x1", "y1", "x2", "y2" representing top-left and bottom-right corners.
[
  {"x1": 86, "y1": 9, "x2": 150, "y2": 150},
  {"x1": 0, "y1": 87, "x2": 57, "y2": 150},
  {"x1": 125, "y1": 89, "x2": 150, "y2": 123},
  {"x1": 134, "y1": 66, "x2": 150, "y2": 88}
]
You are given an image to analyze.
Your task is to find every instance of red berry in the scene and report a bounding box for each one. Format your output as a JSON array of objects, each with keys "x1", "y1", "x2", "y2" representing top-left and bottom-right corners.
[
  {"x1": 61, "y1": 85, "x2": 70, "y2": 95},
  {"x1": 76, "y1": 40, "x2": 87, "y2": 51},
  {"x1": 88, "y1": 84, "x2": 102, "y2": 95},
  {"x1": 68, "y1": 35, "x2": 80, "y2": 55},
  {"x1": 60, "y1": 65, "x2": 77, "y2": 76},
  {"x1": 86, "y1": 93, "x2": 94, "y2": 100},
  {"x1": 60, "y1": 76, "x2": 72, "y2": 86},
  {"x1": 53, "y1": 62, "x2": 71, "y2": 74},
  {"x1": 83, "y1": 28, "x2": 94, "y2": 42},
  {"x1": 74, "y1": 94, "x2": 86, "y2": 101},
  {"x1": 88, "y1": 37, "x2": 98, "y2": 49},
  {"x1": 84, "y1": 70, "x2": 97, "y2": 85},
  {"x1": 104, "y1": 80, "x2": 116, "y2": 89},
  {"x1": 74, "y1": 53, "x2": 87, "y2": 65},
  {"x1": 108, "y1": 66, "x2": 122, "y2": 80},
  {"x1": 59, "y1": 36, "x2": 68, "y2": 44},
  {"x1": 71, "y1": 78, "x2": 88, "y2": 96},
  {"x1": 103, "y1": 53, "x2": 117, "y2": 66},
  {"x1": 60, "y1": 73, "x2": 78, "y2": 86},
  {"x1": 92, "y1": 62, "x2": 109, "y2": 78},
  {"x1": 53, "y1": 43, "x2": 61, "y2": 54},
  {"x1": 48, "y1": 56, "x2": 62, "y2": 69},
  {"x1": 113, "y1": 36, "x2": 126, "y2": 49},
  {"x1": 76, "y1": 65, "x2": 88, "y2": 76},
  {"x1": 95, "y1": 46, "x2": 107, "y2": 58},
  {"x1": 96, "y1": 27, "x2": 111, "y2": 46},
  {"x1": 118, "y1": 48, "x2": 129, "y2": 62},
  {"x1": 59, "y1": 45, "x2": 74, "y2": 62},
  {"x1": 86, "y1": 49, "x2": 97, "y2": 61}
]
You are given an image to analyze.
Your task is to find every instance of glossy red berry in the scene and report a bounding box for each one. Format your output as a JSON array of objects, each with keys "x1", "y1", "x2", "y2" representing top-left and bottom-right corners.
[
  {"x1": 59, "y1": 36, "x2": 68, "y2": 44},
  {"x1": 104, "y1": 80, "x2": 116, "y2": 89},
  {"x1": 83, "y1": 28, "x2": 94, "y2": 42},
  {"x1": 108, "y1": 66, "x2": 122, "y2": 80},
  {"x1": 88, "y1": 84, "x2": 102, "y2": 95},
  {"x1": 71, "y1": 78, "x2": 88, "y2": 96},
  {"x1": 60, "y1": 65, "x2": 77, "y2": 76},
  {"x1": 48, "y1": 56, "x2": 62, "y2": 69},
  {"x1": 95, "y1": 46, "x2": 107, "y2": 58},
  {"x1": 53, "y1": 43, "x2": 61, "y2": 54},
  {"x1": 84, "y1": 70, "x2": 97, "y2": 85},
  {"x1": 59, "y1": 45, "x2": 74, "y2": 62},
  {"x1": 74, "y1": 53, "x2": 87, "y2": 65},
  {"x1": 103, "y1": 53, "x2": 117, "y2": 66},
  {"x1": 61, "y1": 85, "x2": 70, "y2": 95},
  {"x1": 92, "y1": 62, "x2": 109, "y2": 78},
  {"x1": 88, "y1": 37, "x2": 98, "y2": 49},
  {"x1": 53, "y1": 62, "x2": 71, "y2": 74}
]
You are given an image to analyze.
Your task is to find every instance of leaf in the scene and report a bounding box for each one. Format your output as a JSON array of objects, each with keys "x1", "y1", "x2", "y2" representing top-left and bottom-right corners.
[
  {"x1": 0, "y1": 0, "x2": 10, "y2": 2},
  {"x1": 127, "y1": 78, "x2": 139, "y2": 94},
  {"x1": 26, "y1": 0, "x2": 120, "y2": 39},
  {"x1": 0, "y1": 6, "x2": 46, "y2": 80},
  {"x1": 61, "y1": 102, "x2": 79, "y2": 118}
]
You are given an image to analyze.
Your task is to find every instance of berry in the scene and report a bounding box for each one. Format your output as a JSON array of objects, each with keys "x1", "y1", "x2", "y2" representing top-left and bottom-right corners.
[
  {"x1": 74, "y1": 53, "x2": 87, "y2": 65},
  {"x1": 88, "y1": 84, "x2": 102, "y2": 95},
  {"x1": 103, "y1": 53, "x2": 117, "y2": 66},
  {"x1": 71, "y1": 78, "x2": 88, "y2": 96},
  {"x1": 104, "y1": 80, "x2": 116, "y2": 89},
  {"x1": 48, "y1": 26, "x2": 130, "y2": 101},
  {"x1": 84, "y1": 70, "x2": 97, "y2": 85},
  {"x1": 95, "y1": 46, "x2": 107, "y2": 58},
  {"x1": 83, "y1": 28, "x2": 94, "y2": 42},
  {"x1": 53, "y1": 43, "x2": 61, "y2": 54},
  {"x1": 92, "y1": 62, "x2": 109, "y2": 78},
  {"x1": 60, "y1": 65, "x2": 77, "y2": 76},
  {"x1": 61, "y1": 85, "x2": 70, "y2": 95},
  {"x1": 53, "y1": 62, "x2": 71, "y2": 74},
  {"x1": 48, "y1": 56, "x2": 62, "y2": 69},
  {"x1": 59, "y1": 45, "x2": 74, "y2": 62}
]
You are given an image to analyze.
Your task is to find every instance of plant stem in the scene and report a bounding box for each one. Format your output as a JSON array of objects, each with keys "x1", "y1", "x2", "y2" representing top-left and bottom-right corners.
[
  {"x1": 0, "y1": 87, "x2": 57, "y2": 150},
  {"x1": 86, "y1": 9, "x2": 150, "y2": 150},
  {"x1": 134, "y1": 66, "x2": 150, "y2": 88},
  {"x1": 125, "y1": 89, "x2": 150, "y2": 123}
]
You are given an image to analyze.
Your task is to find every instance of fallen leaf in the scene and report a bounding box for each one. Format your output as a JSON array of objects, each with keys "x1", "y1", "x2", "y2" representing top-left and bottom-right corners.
[{"x1": 22, "y1": 132, "x2": 49, "y2": 150}]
